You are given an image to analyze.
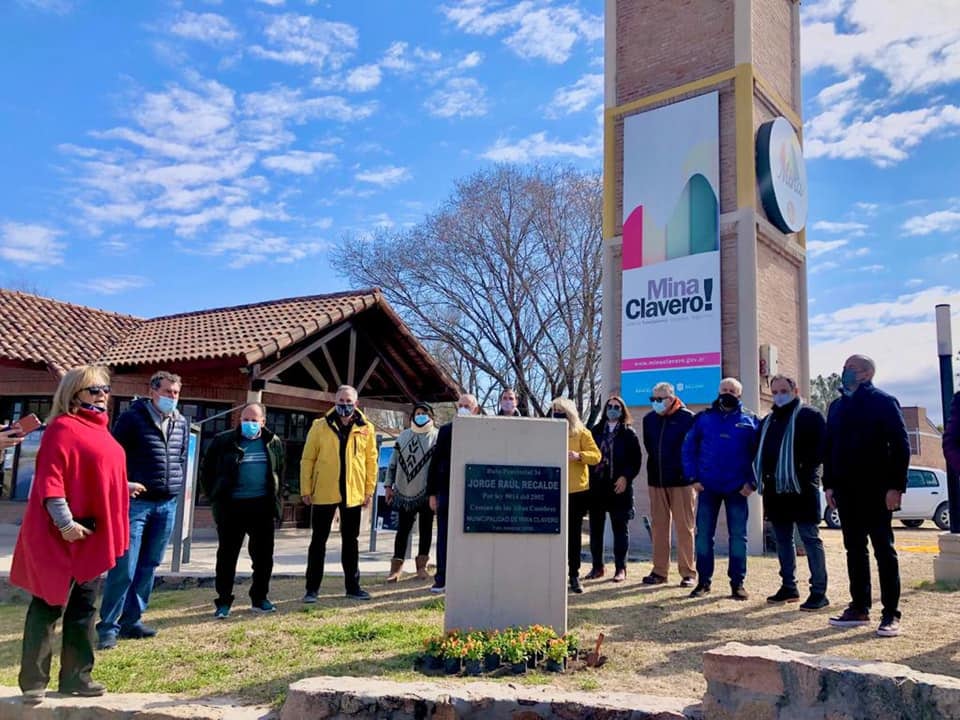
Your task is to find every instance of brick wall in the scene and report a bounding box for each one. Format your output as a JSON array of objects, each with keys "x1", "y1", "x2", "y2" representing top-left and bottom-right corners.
[
  {"x1": 0, "y1": 364, "x2": 58, "y2": 396},
  {"x1": 752, "y1": 0, "x2": 799, "y2": 107},
  {"x1": 902, "y1": 406, "x2": 946, "y2": 470},
  {"x1": 756, "y1": 234, "x2": 802, "y2": 401}
]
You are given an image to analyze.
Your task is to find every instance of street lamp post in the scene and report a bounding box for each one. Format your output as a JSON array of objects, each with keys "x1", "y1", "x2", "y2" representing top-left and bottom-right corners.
[{"x1": 935, "y1": 304, "x2": 959, "y2": 534}]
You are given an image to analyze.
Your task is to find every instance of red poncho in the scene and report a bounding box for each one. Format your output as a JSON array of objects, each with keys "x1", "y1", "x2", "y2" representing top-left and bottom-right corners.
[{"x1": 10, "y1": 408, "x2": 129, "y2": 606}]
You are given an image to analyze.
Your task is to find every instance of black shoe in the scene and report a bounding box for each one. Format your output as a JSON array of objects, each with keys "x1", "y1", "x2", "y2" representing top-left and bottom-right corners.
[
  {"x1": 583, "y1": 567, "x2": 605, "y2": 580},
  {"x1": 641, "y1": 572, "x2": 667, "y2": 585},
  {"x1": 569, "y1": 576, "x2": 584, "y2": 594},
  {"x1": 766, "y1": 587, "x2": 801, "y2": 604},
  {"x1": 800, "y1": 593, "x2": 830, "y2": 611},
  {"x1": 345, "y1": 588, "x2": 371, "y2": 600},
  {"x1": 59, "y1": 681, "x2": 105, "y2": 697},
  {"x1": 689, "y1": 582, "x2": 711, "y2": 598},
  {"x1": 96, "y1": 634, "x2": 117, "y2": 651},
  {"x1": 730, "y1": 584, "x2": 749, "y2": 601},
  {"x1": 119, "y1": 623, "x2": 157, "y2": 639},
  {"x1": 21, "y1": 688, "x2": 45, "y2": 705}
]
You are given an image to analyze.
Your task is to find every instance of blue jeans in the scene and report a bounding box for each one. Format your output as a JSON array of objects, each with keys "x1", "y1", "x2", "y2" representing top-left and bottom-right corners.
[
  {"x1": 772, "y1": 521, "x2": 828, "y2": 595},
  {"x1": 695, "y1": 487, "x2": 748, "y2": 586},
  {"x1": 97, "y1": 497, "x2": 177, "y2": 640}
]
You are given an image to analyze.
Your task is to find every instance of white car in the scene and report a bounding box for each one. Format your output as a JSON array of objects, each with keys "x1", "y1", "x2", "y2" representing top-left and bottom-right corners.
[{"x1": 820, "y1": 466, "x2": 950, "y2": 531}]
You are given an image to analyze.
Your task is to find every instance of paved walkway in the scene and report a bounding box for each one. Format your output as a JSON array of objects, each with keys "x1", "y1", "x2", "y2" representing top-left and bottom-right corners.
[{"x1": 0, "y1": 524, "x2": 401, "y2": 580}]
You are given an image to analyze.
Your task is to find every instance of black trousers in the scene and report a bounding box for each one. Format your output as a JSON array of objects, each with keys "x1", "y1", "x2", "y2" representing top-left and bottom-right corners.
[
  {"x1": 392, "y1": 504, "x2": 434, "y2": 559},
  {"x1": 837, "y1": 499, "x2": 900, "y2": 617},
  {"x1": 568, "y1": 491, "x2": 591, "y2": 578},
  {"x1": 306, "y1": 503, "x2": 363, "y2": 594},
  {"x1": 19, "y1": 580, "x2": 97, "y2": 692},
  {"x1": 214, "y1": 497, "x2": 276, "y2": 607},
  {"x1": 434, "y1": 495, "x2": 449, "y2": 585},
  {"x1": 589, "y1": 505, "x2": 631, "y2": 571}
]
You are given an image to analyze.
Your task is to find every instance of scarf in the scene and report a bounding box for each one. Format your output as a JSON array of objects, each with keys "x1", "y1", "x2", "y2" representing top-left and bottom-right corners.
[
  {"x1": 392, "y1": 428, "x2": 437, "y2": 510},
  {"x1": 753, "y1": 401, "x2": 801, "y2": 495}
]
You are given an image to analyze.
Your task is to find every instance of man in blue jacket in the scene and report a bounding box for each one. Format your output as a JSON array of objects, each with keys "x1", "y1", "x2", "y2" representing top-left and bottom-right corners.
[
  {"x1": 97, "y1": 371, "x2": 188, "y2": 650},
  {"x1": 682, "y1": 377, "x2": 760, "y2": 600}
]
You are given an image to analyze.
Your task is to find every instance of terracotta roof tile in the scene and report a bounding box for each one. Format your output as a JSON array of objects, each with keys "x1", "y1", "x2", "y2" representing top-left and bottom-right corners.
[{"x1": 0, "y1": 289, "x2": 143, "y2": 375}]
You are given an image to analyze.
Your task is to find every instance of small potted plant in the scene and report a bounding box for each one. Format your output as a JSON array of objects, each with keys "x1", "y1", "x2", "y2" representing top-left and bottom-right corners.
[
  {"x1": 501, "y1": 637, "x2": 527, "y2": 675},
  {"x1": 545, "y1": 637, "x2": 568, "y2": 672},
  {"x1": 462, "y1": 634, "x2": 485, "y2": 676},
  {"x1": 441, "y1": 635, "x2": 464, "y2": 674},
  {"x1": 565, "y1": 633, "x2": 580, "y2": 660},
  {"x1": 483, "y1": 631, "x2": 503, "y2": 672},
  {"x1": 422, "y1": 635, "x2": 444, "y2": 671},
  {"x1": 525, "y1": 625, "x2": 555, "y2": 668}
]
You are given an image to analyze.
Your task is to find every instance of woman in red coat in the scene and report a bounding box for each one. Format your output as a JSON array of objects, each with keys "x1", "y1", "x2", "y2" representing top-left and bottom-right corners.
[{"x1": 10, "y1": 365, "x2": 129, "y2": 704}]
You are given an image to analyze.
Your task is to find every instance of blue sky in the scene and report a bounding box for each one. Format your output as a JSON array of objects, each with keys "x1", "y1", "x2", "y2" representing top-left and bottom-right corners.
[{"x1": 1, "y1": 0, "x2": 958, "y2": 417}]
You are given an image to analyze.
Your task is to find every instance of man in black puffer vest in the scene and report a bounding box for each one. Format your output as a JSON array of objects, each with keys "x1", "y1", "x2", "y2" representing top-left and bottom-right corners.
[{"x1": 97, "y1": 371, "x2": 188, "y2": 650}]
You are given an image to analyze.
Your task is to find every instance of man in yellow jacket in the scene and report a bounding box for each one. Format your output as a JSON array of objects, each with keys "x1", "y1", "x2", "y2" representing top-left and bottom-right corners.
[{"x1": 300, "y1": 385, "x2": 378, "y2": 601}]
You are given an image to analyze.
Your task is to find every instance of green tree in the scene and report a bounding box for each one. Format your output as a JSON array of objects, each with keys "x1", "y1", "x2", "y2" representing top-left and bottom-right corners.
[{"x1": 808, "y1": 373, "x2": 841, "y2": 416}]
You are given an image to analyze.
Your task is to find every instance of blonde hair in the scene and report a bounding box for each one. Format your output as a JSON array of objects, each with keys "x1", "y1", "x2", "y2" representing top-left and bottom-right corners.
[
  {"x1": 550, "y1": 397, "x2": 584, "y2": 435},
  {"x1": 49, "y1": 365, "x2": 111, "y2": 421}
]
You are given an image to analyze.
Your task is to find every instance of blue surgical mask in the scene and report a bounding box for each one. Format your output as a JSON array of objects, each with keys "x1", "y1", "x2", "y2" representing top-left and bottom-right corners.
[
  {"x1": 413, "y1": 414, "x2": 431, "y2": 427},
  {"x1": 155, "y1": 396, "x2": 177, "y2": 415},
  {"x1": 501, "y1": 400, "x2": 516, "y2": 414},
  {"x1": 606, "y1": 406, "x2": 622, "y2": 421},
  {"x1": 335, "y1": 403, "x2": 355, "y2": 417},
  {"x1": 841, "y1": 368, "x2": 859, "y2": 394},
  {"x1": 772, "y1": 392, "x2": 793, "y2": 408},
  {"x1": 652, "y1": 400, "x2": 667, "y2": 415},
  {"x1": 241, "y1": 421, "x2": 261, "y2": 439},
  {"x1": 457, "y1": 407, "x2": 472, "y2": 416}
]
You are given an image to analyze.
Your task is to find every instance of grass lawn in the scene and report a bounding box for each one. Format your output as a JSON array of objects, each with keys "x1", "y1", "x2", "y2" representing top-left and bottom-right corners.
[{"x1": 0, "y1": 527, "x2": 957, "y2": 708}]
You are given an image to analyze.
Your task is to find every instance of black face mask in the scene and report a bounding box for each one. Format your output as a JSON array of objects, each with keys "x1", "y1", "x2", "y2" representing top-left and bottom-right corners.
[
  {"x1": 717, "y1": 393, "x2": 739, "y2": 410},
  {"x1": 552, "y1": 412, "x2": 567, "y2": 419}
]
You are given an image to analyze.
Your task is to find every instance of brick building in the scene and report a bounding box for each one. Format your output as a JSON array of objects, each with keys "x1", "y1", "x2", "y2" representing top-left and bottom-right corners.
[
  {"x1": 0, "y1": 288, "x2": 459, "y2": 522},
  {"x1": 602, "y1": 0, "x2": 806, "y2": 552},
  {"x1": 902, "y1": 406, "x2": 945, "y2": 471}
]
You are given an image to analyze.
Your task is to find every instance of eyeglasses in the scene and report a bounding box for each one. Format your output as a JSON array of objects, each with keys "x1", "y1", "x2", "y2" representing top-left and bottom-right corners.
[
  {"x1": 607, "y1": 405, "x2": 622, "y2": 411},
  {"x1": 649, "y1": 396, "x2": 668, "y2": 403},
  {"x1": 82, "y1": 385, "x2": 111, "y2": 396}
]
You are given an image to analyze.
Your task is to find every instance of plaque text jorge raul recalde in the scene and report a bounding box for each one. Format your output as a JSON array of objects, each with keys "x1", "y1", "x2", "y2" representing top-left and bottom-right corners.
[{"x1": 463, "y1": 464, "x2": 562, "y2": 534}]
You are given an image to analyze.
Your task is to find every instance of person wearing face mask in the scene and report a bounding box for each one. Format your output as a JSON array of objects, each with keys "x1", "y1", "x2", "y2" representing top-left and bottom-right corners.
[
  {"x1": 550, "y1": 397, "x2": 602, "y2": 594},
  {"x1": 823, "y1": 355, "x2": 909, "y2": 637},
  {"x1": 640, "y1": 382, "x2": 697, "y2": 587},
  {"x1": 426, "y1": 393, "x2": 483, "y2": 593},
  {"x1": 97, "y1": 371, "x2": 189, "y2": 651},
  {"x1": 681, "y1": 377, "x2": 760, "y2": 600},
  {"x1": 498, "y1": 388, "x2": 523, "y2": 416},
  {"x1": 200, "y1": 402, "x2": 285, "y2": 619},
  {"x1": 587, "y1": 394, "x2": 642, "y2": 583},
  {"x1": 383, "y1": 401, "x2": 439, "y2": 582},
  {"x1": 11, "y1": 365, "x2": 129, "y2": 704},
  {"x1": 754, "y1": 375, "x2": 829, "y2": 612},
  {"x1": 300, "y1": 385, "x2": 378, "y2": 601}
]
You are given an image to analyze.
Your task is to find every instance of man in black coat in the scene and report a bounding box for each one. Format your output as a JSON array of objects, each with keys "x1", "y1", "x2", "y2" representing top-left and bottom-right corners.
[
  {"x1": 755, "y1": 375, "x2": 828, "y2": 611},
  {"x1": 823, "y1": 355, "x2": 910, "y2": 637}
]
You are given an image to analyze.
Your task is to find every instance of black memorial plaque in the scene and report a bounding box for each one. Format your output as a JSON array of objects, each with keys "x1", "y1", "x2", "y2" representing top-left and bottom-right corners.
[{"x1": 463, "y1": 463, "x2": 562, "y2": 534}]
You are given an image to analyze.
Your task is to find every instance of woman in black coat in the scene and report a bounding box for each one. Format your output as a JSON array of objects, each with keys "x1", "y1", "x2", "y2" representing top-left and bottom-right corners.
[{"x1": 586, "y1": 395, "x2": 642, "y2": 583}]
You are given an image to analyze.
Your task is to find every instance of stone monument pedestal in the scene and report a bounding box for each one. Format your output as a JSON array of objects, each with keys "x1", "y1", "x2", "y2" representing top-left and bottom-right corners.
[{"x1": 934, "y1": 532, "x2": 960, "y2": 582}]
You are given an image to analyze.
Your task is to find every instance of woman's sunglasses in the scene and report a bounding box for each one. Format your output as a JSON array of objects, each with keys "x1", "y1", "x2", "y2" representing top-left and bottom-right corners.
[{"x1": 82, "y1": 385, "x2": 111, "y2": 396}]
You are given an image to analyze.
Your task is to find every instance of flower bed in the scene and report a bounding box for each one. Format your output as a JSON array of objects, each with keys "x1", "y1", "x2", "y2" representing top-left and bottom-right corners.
[{"x1": 419, "y1": 625, "x2": 581, "y2": 676}]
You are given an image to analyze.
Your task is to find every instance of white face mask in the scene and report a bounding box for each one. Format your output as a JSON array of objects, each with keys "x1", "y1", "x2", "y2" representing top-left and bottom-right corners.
[
  {"x1": 501, "y1": 400, "x2": 516, "y2": 413},
  {"x1": 457, "y1": 407, "x2": 472, "y2": 416}
]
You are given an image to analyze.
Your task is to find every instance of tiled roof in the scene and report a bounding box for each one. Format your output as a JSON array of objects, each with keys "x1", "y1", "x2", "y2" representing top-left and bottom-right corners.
[
  {"x1": 100, "y1": 290, "x2": 381, "y2": 366},
  {"x1": 0, "y1": 289, "x2": 143, "y2": 375}
]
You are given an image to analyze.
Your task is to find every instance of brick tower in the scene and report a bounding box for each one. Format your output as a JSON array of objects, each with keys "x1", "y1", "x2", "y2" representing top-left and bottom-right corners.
[{"x1": 602, "y1": 0, "x2": 808, "y2": 553}]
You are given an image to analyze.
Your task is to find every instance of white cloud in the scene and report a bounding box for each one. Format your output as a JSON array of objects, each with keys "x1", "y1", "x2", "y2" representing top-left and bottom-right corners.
[
  {"x1": 250, "y1": 14, "x2": 358, "y2": 69},
  {"x1": 345, "y1": 64, "x2": 382, "y2": 92},
  {"x1": 854, "y1": 201, "x2": 880, "y2": 215},
  {"x1": 370, "y1": 213, "x2": 395, "y2": 229},
  {"x1": 261, "y1": 150, "x2": 337, "y2": 174},
  {"x1": 906, "y1": 278, "x2": 924, "y2": 287},
  {"x1": 380, "y1": 41, "x2": 415, "y2": 72},
  {"x1": 863, "y1": 264, "x2": 885, "y2": 272},
  {"x1": 805, "y1": 103, "x2": 960, "y2": 167},
  {"x1": 806, "y1": 239, "x2": 848, "y2": 257},
  {"x1": 482, "y1": 131, "x2": 600, "y2": 162},
  {"x1": 457, "y1": 51, "x2": 484, "y2": 69},
  {"x1": 811, "y1": 220, "x2": 868, "y2": 235},
  {"x1": 424, "y1": 77, "x2": 488, "y2": 118},
  {"x1": 255, "y1": 0, "x2": 284, "y2": 5},
  {"x1": 810, "y1": 287, "x2": 960, "y2": 422},
  {"x1": 809, "y1": 260, "x2": 839, "y2": 274},
  {"x1": 902, "y1": 209, "x2": 960, "y2": 236},
  {"x1": 802, "y1": 1, "x2": 960, "y2": 95},
  {"x1": 16, "y1": 0, "x2": 72, "y2": 13},
  {"x1": 79, "y1": 275, "x2": 150, "y2": 295},
  {"x1": 0, "y1": 222, "x2": 66, "y2": 266},
  {"x1": 546, "y1": 73, "x2": 603, "y2": 117},
  {"x1": 169, "y1": 11, "x2": 239, "y2": 44},
  {"x1": 182, "y1": 232, "x2": 328, "y2": 269},
  {"x1": 442, "y1": 1, "x2": 602, "y2": 64},
  {"x1": 355, "y1": 165, "x2": 411, "y2": 186}
]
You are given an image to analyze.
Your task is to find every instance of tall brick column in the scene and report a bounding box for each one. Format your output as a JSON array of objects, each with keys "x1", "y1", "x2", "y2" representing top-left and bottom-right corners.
[{"x1": 602, "y1": 0, "x2": 807, "y2": 556}]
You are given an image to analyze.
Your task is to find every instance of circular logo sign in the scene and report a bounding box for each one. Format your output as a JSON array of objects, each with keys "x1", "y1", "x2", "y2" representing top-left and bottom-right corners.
[{"x1": 756, "y1": 117, "x2": 808, "y2": 234}]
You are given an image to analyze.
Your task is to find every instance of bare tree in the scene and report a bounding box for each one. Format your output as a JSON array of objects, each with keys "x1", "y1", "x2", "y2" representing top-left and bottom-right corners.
[
  {"x1": 332, "y1": 165, "x2": 603, "y2": 423},
  {"x1": 808, "y1": 373, "x2": 841, "y2": 416}
]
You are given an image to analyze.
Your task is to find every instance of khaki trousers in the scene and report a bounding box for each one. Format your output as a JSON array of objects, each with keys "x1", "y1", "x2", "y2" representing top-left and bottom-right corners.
[{"x1": 648, "y1": 485, "x2": 697, "y2": 579}]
